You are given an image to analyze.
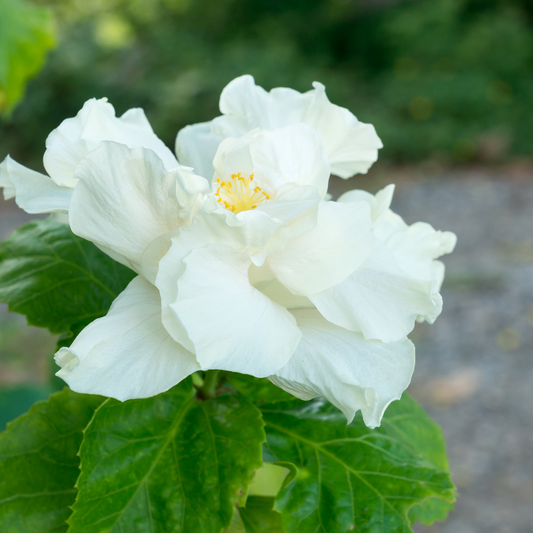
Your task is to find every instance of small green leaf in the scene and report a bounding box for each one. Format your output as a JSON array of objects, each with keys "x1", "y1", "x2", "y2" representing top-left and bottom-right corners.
[
  {"x1": 226, "y1": 373, "x2": 294, "y2": 404},
  {"x1": 0, "y1": 0, "x2": 56, "y2": 114},
  {"x1": 0, "y1": 218, "x2": 135, "y2": 340},
  {"x1": 239, "y1": 497, "x2": 285, "y2": 533},
  {"x1": 261, "y1": 394, "x2": 456, "y2": 533},
  {"x1": 248, "y1": 463, "x2": 290, "y2": 498},
  {"x1": 0, "y1": 388, "x2": 103, "y2": 533},
  {"x1": 68, "y1": 379, "x2": 265, "y2": 533}
]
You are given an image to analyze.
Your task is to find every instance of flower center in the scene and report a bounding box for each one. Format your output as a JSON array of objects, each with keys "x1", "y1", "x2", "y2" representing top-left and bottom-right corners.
[{"x1": 215, "y1": 173, "x2": 270, "y2": 214}]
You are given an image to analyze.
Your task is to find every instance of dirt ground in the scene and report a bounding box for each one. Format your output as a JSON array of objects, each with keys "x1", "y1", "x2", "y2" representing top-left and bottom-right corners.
[{"x1": 1, "y1": 168, "x2": 532, "y2": 532}]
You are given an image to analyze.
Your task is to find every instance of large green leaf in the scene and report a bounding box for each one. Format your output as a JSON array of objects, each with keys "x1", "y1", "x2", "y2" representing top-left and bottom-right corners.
[
  {"x1": 0, "y1": 0, "x2": 56, "y2": 114},
  {"x1": 0, "y1": 218, "x2": 135, "y2": 340},
  {"x1": 0, "y1": 388, "x2": 103, "y2": 533},
  {"x1": 261, "y1": 394, "x2": 455, "y2": 533},
  {"x1": 68, "y1": 379, "x2": 265, "y2": 533}
]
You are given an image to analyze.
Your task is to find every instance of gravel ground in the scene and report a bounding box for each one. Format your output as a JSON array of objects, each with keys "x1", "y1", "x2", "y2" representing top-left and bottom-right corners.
[
  {"x1": 1, "y1": 169, "x2": 532, "y2": 531},
  {"x1": 386, "y1": 172, "x2": 533, "y2": 533}
]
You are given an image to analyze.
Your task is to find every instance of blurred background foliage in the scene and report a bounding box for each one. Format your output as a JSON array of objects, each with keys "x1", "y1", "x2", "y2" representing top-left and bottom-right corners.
[
  {"x1": 0, "y1": 0, "x2": 55, "y2": 115},
  {"x1": 1, "y1": 0, "x2": 532, "y2": 170}
]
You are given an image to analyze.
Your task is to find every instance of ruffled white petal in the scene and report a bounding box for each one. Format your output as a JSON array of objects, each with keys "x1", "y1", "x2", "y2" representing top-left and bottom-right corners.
[
  {"x1": 0, "y1": 156, "x2": 72, "y2": 213},
  {"x1": 269, "y1": 309, "x2": 415, "y2": 428},
  {"x1": 153, "y1": 209, "x2": 288, "y2": 349},
  {"x1": 310, "y1": 241, "x2": 439, "y2": 342},
  {"x1": 255, "y1": 184, "x2": 321, "y2": 224},
  {"x1": 378, "y1": 215, "x2": 457, "y2": 280},
  {"x1": 69, "y1": 141, "x2": 208, "y2": 273},
  {"x1": 215, "y1": 75, "x2": 315, "y2": 136},
  {"x1": 175, "y1": 121, "x2": 224, "y2": 181},
  {"x1": 172, "y1": 244, "x2": 301, "y2": 377},
  {"x1": 338, "y1": 184, "x2": 395, "y2": 222},
  {"x1": 267, "y1": 201, "x2": 374, "y2": 296},
  {"x1": 44, "y1": 98, "x2": 178, "y2": 188},
  {"x1": 329, "y1": 185, "x2": 457, "y2": 335},
  {"x1": 249, "y1": 124, "x2": 331, "y2": 198},
  {"x1": 304, "y1": 83, "x2": 383, "y2": 178},
  {"x1": 212, "y1": 130, "x2": 257, "y2": 182},
  {"x1": 211, "y1": 75, "x2": 382, "y2": 178},
  {"x1": 55, "y1": 276, "x2": 200, "y2": 400}
]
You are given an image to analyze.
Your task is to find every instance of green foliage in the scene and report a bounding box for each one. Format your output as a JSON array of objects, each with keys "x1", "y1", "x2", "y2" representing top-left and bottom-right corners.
[
  {"x1": 408, "y1": 497, "x2": 455, "y2": 527},
  {"x1": 68, "y1": 379, "x2": 265, "y2": 533},
  {"x1": 226, "y1": 373, "x2": 294, "y2": 404},
  {"x1": 239, "y1": 497, "x2": 285, "y2": 533},
  {"x1": 0, "y1": 388, "x2": 103, "y2": 533},
  {"x1": 0, "y1": 218, "x2": 135, "y2": 341},
  {"x1": 261, "y1": 394, "x2": 455, "y2": 532},
  {"x1": 0, "y1": 0, "x2": 55, "y2": 115},
  {"x1": 1, "y1": 0, "x2": 532, "y2": 166}
]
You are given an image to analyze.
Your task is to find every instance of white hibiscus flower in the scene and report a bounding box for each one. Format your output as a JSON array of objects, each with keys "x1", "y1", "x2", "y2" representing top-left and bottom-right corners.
[
  {"x1": 0, "y1": 78, "x2": 455, "y2": 428},
  {"x1": 54, "y1": 119, "x2": 454, "y2": 429},
  {"x1": 176, "y1": 74, "x2": 383, "y2": 182}
]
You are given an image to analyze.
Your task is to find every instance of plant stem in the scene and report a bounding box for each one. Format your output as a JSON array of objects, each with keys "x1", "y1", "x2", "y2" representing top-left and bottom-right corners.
[{"x1": 200, "y1": 370, "x2": 221, "y2": 398}]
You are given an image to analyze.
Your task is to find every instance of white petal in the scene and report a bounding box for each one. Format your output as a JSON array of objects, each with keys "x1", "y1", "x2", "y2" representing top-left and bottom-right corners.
[
  {"x1": 172, "y1": 244, "x2": 301, "y2": 377},
  {"x1": 55, "y1": 276, "x2": 200, "y2": 401},
  {"x1": 215, "y1": 75, "x2": 314, "y2": 136},
  {"x1": 267, "y1": 201, "x2": 374, "y2": 296},
  {"x1": 311, "y1": 241, "x2": 439, "y2": 342},
  {"x1": 0, "y1": 156, "x2": 72, "y2": 213},
  {"x1": 304, "y1": 83, "x2": 383, "y2": 178},
  {"x1": 153, "y1": 209, "x2": 287, "y2": 349},
  {"x1": 256, "y1": 183, "x2": 321, "y2": 224},
  {"x1": 249, "y1": 124, "x2": 331, "y2": 198},
  {"x1": 378, "y1": 217, "x2": 456, "y2": 325},
  {"x1": 381, "y1": 219, "x2": 457, "y2": 280},
  {"x1": 0, "y1": 157, "x2": 16, "y2": 200},
  {"x1": 212, "y1": 75, "x2": 382, "y2": 178},
  {"x1": 119, "y1": 107, "x2": 154, "y2": 129},
  {"x1": 44, "y1": 98, "x2": 178, "y2": 188},
  {"x1": 212, "y1": 130, "x2": 257, "y2": 183},
  {"x1": 256, "y1": 278, "x2": 315, "y2": 310},
  {"x1": 335, "y1": 186, "x2": 456, "y2": 332},
  {"x1": 338, "y1": 184, "x2": 395, "y2": 222},
  {"x1": 175, "y1": 122, "x2": 223, "y2": 181},
  {"x1": 269, "y1": 309, "x2": 415, "y2": 428},
  {"x1": 69, "y1": 141, "x2": 206, "y2": 272}
]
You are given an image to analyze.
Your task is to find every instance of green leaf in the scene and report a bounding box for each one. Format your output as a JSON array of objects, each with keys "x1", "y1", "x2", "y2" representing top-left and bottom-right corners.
[
  {"x1": 261, "y1": 394, "x2": 456, "y2": 533},
  {"x1": 224, "y1": 510, "x2": 246, "y2": 533},
  {"x1": 0, "y1": 0, "x2": 56, "y2": 114},
  {"x1": 0, "y1": 388, "x2": 103, "y2": 533},
  {"x1": 384, "y1": 394, "x2": 454, "y2": 527},
  {"x1": 239, "y1": 497, "x2": 285, "y2": 533},
  {"x1": 408, "y1": 497, "x2": 454, "y2": 526},
  {"x1": 68, "y1": 379, "x2": 265, "y2": 533},
  {"x1": 226, "y1": 373, "x2": 294, "y2": 405},
  {"x1": 0, "y1": 218, "x2": 135, "y2": 340}
]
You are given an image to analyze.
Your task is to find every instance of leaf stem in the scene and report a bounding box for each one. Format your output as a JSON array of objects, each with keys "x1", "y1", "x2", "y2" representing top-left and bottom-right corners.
[{"x1": 200, "y1": 370, "x2": 221, "y2": 398}]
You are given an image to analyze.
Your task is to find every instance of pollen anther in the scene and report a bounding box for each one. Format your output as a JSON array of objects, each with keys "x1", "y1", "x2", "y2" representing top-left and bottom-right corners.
[{"x1": 214, "y1": 172, "x2": 270, "y2": 213}]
